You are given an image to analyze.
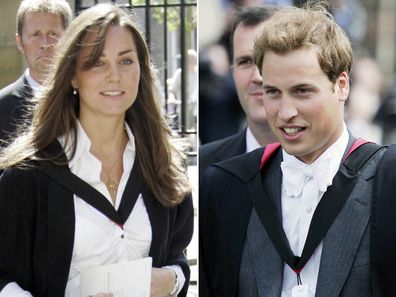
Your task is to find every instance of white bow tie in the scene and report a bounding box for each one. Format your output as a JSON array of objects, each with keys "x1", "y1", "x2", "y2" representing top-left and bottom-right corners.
[{"x1": 281, "y1": 157, "x2": 333, "y2": 197}]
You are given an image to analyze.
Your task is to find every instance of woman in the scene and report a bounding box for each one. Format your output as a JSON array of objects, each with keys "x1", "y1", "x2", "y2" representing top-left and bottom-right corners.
[{"x1": 0, "y1": 4, "x2": 193, "y2": 297}]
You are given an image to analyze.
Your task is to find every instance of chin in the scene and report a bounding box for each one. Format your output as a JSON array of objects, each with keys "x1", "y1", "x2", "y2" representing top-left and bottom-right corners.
[{"x1": 280, "y1": 142, "x2": 303, "y2": 156}]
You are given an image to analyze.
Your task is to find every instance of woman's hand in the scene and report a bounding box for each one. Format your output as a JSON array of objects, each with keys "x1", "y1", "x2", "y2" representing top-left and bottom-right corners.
[
  {"x1": 93, "y1": 293, "x2": 113, "y2": 297},
  {"x1": 150, "y1": 267, "x2": 176, "y2": 297}
]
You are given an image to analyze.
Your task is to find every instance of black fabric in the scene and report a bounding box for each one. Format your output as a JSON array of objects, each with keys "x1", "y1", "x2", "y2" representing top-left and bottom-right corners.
[
  {"x1": 41, "y1": 155, "x2": 142, "y2": 227},
  {"x1": 343, "y1": 142, "x2": 387, "y2": 175},
  {"x1": 47, "y1": 174, "x2": 75, "y2": 297},
  {"x1": 199, "y1": 147, "x2": 283, "y2": 297},
  {"x1": 199, "y1": 165, "x2": 254, "y2": 297},
  {"x1": 117, "y1": 160, "x2": 142, "y2": 223},
  {"x1": 0, "y1": 143, "x2": 194, "y2": 296},
  {"x1": 371, "y1": 144, "x2": 396, "y2": 297},
  {"x1": 0, "y1": 75, "x2": 33, "y2": 145},
  {"x1": 199, "y1": 129, "x2": 246, "y2": 179}
]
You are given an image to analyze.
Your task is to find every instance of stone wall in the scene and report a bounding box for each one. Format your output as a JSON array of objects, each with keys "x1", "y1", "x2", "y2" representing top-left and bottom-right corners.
[{"x1": 0, "y1": 1, "x2": 21, "y2": 89}]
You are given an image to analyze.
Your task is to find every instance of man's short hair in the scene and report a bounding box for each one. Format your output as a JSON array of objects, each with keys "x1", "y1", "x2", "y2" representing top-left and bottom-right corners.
[
  {"x1": 230, "y1": 5, "x2": 277, "y2": 59},
  {"x1": 16, "y1": 0, "x2": 73, "y2": 36},
  {"x1": 253, "y1": 2, "x2": 353, "y2": 83}
]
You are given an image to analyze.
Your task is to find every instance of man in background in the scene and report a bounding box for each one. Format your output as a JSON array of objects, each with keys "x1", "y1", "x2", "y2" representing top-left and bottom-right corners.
[
  {"x1": 0, "y1": 0, "x2": 72, "y2": 145},
  {"x1": 199, "y1": 6, "x2": 277, "y2": 178}
]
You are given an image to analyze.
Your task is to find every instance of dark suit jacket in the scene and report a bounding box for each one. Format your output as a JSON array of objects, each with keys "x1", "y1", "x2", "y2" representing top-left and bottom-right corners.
[
  {"x1": 200, "y1": 140, "x2": 385, "y2": 297},
  {"x1": 0, "y1": 142, "x2": 194, "y2": 297},
  {"x1": 0, "y1": 74, "x2": 33, "y2": 145},
  {"x1": 199, "y1": 129, "x2": 246, "y2": 179}
]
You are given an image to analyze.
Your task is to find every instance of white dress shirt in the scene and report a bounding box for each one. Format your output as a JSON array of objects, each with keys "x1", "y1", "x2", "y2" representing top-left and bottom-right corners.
[
  {"x1": 25, "y1": 69, "x2": 42, "y2": 97},
  {"x1": 280, "y1": 124, "x2": 349, "y2": 297},
  {"x1": 246, "y1": 126, "x2": 261, "y2": 153},
  {"x1": 0, "y1": 121, "x2": 184, "y2": 297}
]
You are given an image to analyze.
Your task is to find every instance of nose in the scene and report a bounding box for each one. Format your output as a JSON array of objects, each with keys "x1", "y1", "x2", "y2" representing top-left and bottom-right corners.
[
  {"x1": 106, "y1": 63, "x2": 121, "y2": 82},
  {"x1": 39, "y1": 36, "x2": 53, "y2": 50},
  {"x1": 251, "y1": 66, "x2": 263, "y2": 85},
  {"x1": 278, "y1": 95, "x2": 298, "y2": 122}
]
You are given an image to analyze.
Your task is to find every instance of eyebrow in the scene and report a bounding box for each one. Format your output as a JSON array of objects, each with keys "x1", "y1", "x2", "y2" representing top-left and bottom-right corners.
[
  {"x1": 234, "y1": 54, "x2": 253, "y2": 62},
  {"x1": 290, "y1": 83, "x2": 315, "y2": 90},
  {"x1": 118, "y1": 49, "x2": 136, "y2": 56},
  {"x1": 100, "y1": 49, "x2": 136, "y2": 57},
  {"x1": 263, "y1": 84, "x2": 278, "y2": 90},
  {"x1": 263, "y1": 83, "x2": 316, "y2": 90}
]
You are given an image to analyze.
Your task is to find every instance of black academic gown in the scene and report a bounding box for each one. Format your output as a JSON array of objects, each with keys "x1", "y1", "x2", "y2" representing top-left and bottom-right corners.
[
  {"x1": 0, "y1": 142, "x2": 194, "y2": 297},
  {"x1": 371, "y1": 144, "x2": 396, "y2": 297}
]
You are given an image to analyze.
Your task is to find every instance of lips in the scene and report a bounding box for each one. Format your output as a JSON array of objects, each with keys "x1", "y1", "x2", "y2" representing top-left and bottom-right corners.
[
  {"x1": 250, "y1": 91, "x2": 263, "y2": 96},
  {"x1": 100, "y1": 90, "x2": 124, "y2": 96},
  {"x1": 278, "y1": 126, "x2": 306, "y2": 141},
  {"x1": 37, "y1": 55, "x2": 52, "y2": 61},
  {"x1": 283, "y1": 127, "x2": 303, "y2": 135}
]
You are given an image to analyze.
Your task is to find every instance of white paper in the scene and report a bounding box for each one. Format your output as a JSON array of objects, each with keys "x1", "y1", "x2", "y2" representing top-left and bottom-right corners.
[{"x1": 80, "y1": 257, "x2": 152, "y2": 297}]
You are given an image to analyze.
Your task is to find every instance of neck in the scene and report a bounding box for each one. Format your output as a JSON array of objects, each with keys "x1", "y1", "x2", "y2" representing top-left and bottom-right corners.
[
  {"x1": 29, "y1": 70, "x2": 44, "y2": 85},
  {"x1": 79, "y1": 115, "x2": 127, "y2": 158},
  {"x1": 248, "y1": 120, "x2": 277, "y2": 146}
]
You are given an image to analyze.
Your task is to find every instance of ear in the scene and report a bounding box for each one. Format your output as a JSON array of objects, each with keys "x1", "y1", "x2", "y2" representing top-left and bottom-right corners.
[
  {"x1": 15, "y1": 34, "x2": 24, "y2": 53},
  {"x1": 336, "y1": 71, "x2": 350, "y2": 102},
  {"x1": 71, "y1": 77, "x2": 77, "y2": 89}
]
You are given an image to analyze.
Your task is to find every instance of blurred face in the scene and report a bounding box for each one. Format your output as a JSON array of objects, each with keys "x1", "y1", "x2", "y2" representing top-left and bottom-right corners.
[
  {"x1": 16, "y1": 12, "x2": 64, "y2": 84},
  {"x1": 232, "y1": 21, "x2": 267, "y2": 127},
  {"x1": 261, "y1": 47, "x2": 349, "y2": 164},
  {"x1": 72, "y1": 25, "x2": 140, "y2": 122}
]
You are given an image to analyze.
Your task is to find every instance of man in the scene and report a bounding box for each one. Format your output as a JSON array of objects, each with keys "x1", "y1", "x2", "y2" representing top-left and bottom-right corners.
[
  {"x1": 200, "y1": 4, "x2": 388, "y2": 297},
  {"x1": 199, "y1": 6, "x2": 277, "y2": 178},
  {"x1": 0, "y1": 0, "x2": 72, "y2": 145}
]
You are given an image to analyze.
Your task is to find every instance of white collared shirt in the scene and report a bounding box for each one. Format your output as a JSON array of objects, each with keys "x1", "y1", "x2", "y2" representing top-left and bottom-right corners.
[
  {"x1": 0, "y1": 121, "x2": 184, "y2": 297},
  {"x1": 280, "y1": 124, "x2": 349, "y2": 297},
  {"x1": 246, "y1": 126, "x2": 261, "y2": 153},
  {"x1": 63, "y1": 121, "x2": 154, "y2": 296},
  {"x1": 24, "y1": 69, "x2": 42, "y2": 97}
]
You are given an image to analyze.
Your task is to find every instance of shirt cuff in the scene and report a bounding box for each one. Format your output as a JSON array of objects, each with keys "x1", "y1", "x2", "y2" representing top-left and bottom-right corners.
[
  {"x1": 162, "y1": 264, "x2": 185, "y2": 296},
  {"x1": 0, "y1": 282, "x2": 32, "y2": 297}
]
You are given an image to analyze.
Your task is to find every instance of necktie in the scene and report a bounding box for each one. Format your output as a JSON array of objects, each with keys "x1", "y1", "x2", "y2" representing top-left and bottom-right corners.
[{"x1": 281, "y1": 156, "x2": 333, "y2": 197}]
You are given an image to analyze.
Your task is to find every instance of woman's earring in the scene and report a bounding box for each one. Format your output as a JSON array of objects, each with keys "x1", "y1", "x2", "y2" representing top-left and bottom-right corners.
[{"x1": 73, "y1": 87, "x2": 77, "y2": 95}]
